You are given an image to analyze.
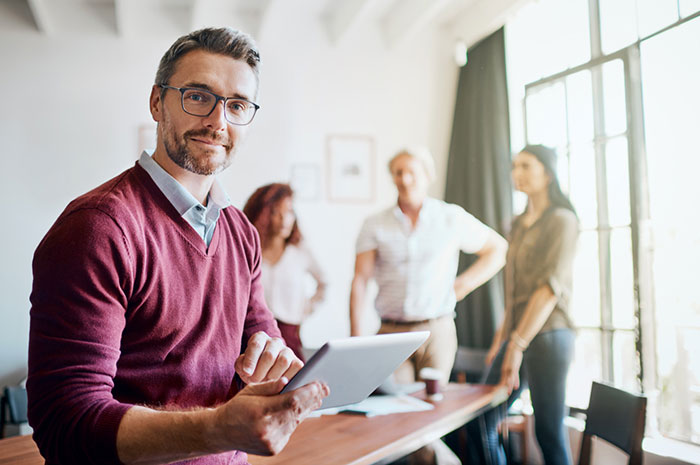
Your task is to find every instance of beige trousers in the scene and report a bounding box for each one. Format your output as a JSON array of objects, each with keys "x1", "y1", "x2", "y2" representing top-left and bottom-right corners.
[{"x1": 378, "y1": 315, "x2": 458, "y2": 385}]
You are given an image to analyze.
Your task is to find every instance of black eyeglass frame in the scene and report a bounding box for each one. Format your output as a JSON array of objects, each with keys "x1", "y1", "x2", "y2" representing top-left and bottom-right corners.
[{"x1": 159, "y1": 84, "x2": 260, "y2": 126}]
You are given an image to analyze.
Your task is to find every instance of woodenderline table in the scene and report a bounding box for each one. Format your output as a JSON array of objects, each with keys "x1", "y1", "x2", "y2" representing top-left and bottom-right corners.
[{"x1": 0, "y1": 383, "x2": 506, "y2": 465}]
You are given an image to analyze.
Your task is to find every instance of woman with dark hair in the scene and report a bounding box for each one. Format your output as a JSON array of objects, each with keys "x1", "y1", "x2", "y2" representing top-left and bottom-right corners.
[
  {"x1": 243, "y1": 183, "x2": 326, "y2": 362},
  {"x1": 468, "y1": 145, "x2": 579, "y2": 465}
]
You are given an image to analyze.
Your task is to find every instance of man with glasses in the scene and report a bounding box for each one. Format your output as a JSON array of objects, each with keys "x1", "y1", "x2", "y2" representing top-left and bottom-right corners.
[{"x1": 27, "y1": 27, "x2": 328, "y2": 465}]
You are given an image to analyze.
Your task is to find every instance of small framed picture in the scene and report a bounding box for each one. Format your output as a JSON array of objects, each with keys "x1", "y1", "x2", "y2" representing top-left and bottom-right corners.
[
  {"x1": 137, "y1": 123, "x2": 156, "y2": 155},
  {"x1": 326, "y1": 135, "x2": 375, "y2": 203},
  {"x1": 290, "y1": 164, "x2": 321, "y2": 201}
]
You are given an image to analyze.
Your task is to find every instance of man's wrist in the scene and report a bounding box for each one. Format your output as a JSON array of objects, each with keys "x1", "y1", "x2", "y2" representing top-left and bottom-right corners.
[{"x1": 201, "y1": 406, "x2": 228, "y2": 453}]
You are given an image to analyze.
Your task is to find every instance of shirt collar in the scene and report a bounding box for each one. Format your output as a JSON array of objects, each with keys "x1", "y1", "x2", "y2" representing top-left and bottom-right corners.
[
  {"x1": 392, "y1": 197, "x2": 435, "y2": 227},
  {"x1": 137, "y1": 151, "x2": 231, "y2": 216}
]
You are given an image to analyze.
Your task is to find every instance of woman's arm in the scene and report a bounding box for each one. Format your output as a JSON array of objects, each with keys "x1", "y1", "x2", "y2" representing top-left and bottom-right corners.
[
  {"x1": 349, "y1": 250, "x2": 376, "y2": 336},
  {"x1": 304, "y1": 249, "x2": 327, "y2": 316},
  {"x1": 499, "y1": 285, "x2": 558, "y2": 392}
]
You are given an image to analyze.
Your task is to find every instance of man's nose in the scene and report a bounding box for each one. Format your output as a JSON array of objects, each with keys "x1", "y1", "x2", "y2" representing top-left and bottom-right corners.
[{"x1": 202, "y1": 100, "x2": 228, "y2": 131}]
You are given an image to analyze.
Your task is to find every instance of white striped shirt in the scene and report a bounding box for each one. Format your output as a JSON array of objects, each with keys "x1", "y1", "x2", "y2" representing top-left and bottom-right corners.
[{"x1": 356, "y1": 197, "x2": 491, "y2": 321}]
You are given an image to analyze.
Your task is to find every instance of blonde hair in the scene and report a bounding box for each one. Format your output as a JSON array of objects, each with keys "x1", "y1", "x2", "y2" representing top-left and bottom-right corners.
[{"x1": 388, "y1": 146, "x2": 436, "y2": 181}]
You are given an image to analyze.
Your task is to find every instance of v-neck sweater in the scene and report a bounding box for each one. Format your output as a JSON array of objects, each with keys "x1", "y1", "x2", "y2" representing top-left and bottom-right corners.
[{"x1": 27, "y1": 162, "x2": 280, "y2": 465}]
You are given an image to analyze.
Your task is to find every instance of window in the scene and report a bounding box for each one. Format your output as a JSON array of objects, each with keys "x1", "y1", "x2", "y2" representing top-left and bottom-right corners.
[
  {"x1": 506, "y1": 0, "x2": 700, "y2": 444},
  {"x1": 640, "y1": 16, "x2": 700, "y2": 444}
]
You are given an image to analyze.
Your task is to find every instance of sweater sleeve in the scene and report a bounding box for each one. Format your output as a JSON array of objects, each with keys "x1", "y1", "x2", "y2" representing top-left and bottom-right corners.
[
  {"x1": 27, "y1": 208, "x2": 134, "y2": 465},
  {"x1": 242, "y1": 224, "x2": 281, "y2": 341}
]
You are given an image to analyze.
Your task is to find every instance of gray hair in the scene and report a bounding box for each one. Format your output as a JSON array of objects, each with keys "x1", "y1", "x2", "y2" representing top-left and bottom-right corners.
[
  {"x1": 155, "y1": 27, "x2": 261, "y2": 89},
  {"x1": 388, "y1": 146, "x2": 436, "y2": 181}
]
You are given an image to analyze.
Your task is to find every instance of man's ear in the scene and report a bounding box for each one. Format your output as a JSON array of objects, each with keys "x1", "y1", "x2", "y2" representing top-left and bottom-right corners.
[{"x1": 149, "y1": 85, "x2": 163, "y2": 123}]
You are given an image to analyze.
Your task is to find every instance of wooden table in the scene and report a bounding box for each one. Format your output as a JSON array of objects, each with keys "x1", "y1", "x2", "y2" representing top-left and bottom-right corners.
[
  {"x1": 250, "y1": 383, "x2": 506, "y2": 465},
  {"x1": 0, "y1": 384, "x2": 505, "y2": 465}
]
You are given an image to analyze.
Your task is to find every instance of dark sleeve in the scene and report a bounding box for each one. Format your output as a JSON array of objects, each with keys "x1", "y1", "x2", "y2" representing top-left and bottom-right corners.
[
  {"x1": 536, "y1": 209, "x2": 580, "y2": 300},
  {"x1": 27, "y1": 208, "x2": 134, "y2": 465},
  {"x1": 242, "y1": 224, "x2": 281, "y2": 340}
]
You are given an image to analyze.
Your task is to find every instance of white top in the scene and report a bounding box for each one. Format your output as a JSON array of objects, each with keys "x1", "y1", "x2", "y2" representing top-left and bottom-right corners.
[
  {"x1": 356, "y1": 197, "x2": 491, "y2": 321},
  {"x1": 261, "y1": 243, "x2": 325, "y2": 325}
]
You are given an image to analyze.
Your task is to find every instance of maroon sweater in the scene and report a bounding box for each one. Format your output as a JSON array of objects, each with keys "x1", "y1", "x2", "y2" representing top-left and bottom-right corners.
[{"x1": 27, "y1": 163, "x2": 280, "y2": 465}]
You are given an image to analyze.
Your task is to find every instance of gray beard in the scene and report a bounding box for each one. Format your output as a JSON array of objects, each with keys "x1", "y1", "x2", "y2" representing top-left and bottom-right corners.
[{"x1": 164, "y1": 136, "x2": 232, "y2": 176}]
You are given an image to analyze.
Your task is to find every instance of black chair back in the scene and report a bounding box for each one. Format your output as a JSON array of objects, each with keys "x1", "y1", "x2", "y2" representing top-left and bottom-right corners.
[
  {"x1": 0, "y1": 386, "x2": 28, "y2": 438},
  {"x1": 578, "y1": 381, "x2": 647, "y2": 465}
]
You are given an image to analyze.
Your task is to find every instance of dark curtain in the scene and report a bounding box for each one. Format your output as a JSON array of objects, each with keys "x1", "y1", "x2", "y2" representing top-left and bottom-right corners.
[{"x1": 444, "y1": 28, "x2": 512, "y2": 349}]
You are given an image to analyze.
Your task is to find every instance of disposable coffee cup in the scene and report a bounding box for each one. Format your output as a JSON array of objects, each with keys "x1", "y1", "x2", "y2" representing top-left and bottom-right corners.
[{"x1": 419, "y1": 367, "x2": 443, "y2": 401}]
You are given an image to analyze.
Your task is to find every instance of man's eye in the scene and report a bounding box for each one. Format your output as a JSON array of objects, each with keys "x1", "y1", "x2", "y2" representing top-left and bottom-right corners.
[
  {"x1": 185, "y1": 91, "x2": 211, "y2": 104},
  {"x1": 227, "y1": 100, "x2": 248, "y2": 113}
]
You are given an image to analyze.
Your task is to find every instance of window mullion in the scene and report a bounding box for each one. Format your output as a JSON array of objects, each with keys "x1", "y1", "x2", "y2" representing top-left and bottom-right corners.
[
  {"x1": 591, "y1": 69, "x2": 614, "y2": 383},
  {"x1": 623, "y1": 44, "x2": 657, "y2": 396}
]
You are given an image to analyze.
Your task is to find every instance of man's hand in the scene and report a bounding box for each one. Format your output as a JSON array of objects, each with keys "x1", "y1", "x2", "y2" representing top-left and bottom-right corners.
[
  {"x1": 210, "y1": 378, "x2": 330, "y2": 456},
  {"x1": 235, "y1": 332, "x2": 303, "y2": 385}
]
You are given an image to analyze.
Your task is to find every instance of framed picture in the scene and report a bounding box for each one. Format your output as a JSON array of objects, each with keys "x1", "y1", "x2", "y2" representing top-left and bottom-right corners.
[
  {"x1": 326, "y1": 135, "x2": 375, "y2": 202},
  {"x1": 290, "y1": 164, "x2": 321, "y2": 201},
  {"x1": 137, "y1": 123, "x2": 157, "y2": 155}
]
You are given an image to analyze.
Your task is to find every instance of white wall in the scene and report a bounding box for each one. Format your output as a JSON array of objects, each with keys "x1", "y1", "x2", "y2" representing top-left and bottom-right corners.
[{"x1": 0, "y1": 2, "x2": 460, "y2": 389}]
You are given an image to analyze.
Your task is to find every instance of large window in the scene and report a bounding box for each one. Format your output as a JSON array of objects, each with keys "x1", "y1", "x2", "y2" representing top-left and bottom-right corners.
[{"x1": 506, "y1": 0, "x2": 700, "y2": 445}]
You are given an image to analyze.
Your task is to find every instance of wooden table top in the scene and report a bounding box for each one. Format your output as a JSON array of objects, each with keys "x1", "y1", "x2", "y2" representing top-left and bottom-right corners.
[
  {"x1": 0, "y1": 383, "x2": 505, "y2": 465},
  {"x1": 0, "y1": 435, "x2": 41, "y2": 465},
  {"x1": 250, "y1": 383, "x2": 505, "y2": 465}
]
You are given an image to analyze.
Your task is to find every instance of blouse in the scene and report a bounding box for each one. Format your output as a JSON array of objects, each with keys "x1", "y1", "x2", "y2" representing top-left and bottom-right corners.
[
  {"x1": 502, "y1": 206, "x2": 579, "y2": 337},
  {"x1": 261, "y1": 243, "x2": 325, "y2": 325}
]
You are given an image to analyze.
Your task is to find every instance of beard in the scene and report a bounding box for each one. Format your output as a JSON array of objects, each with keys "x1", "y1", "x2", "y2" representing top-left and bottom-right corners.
[{"x1": 161, "y1": 121, "x2": 235, "y2": 176}]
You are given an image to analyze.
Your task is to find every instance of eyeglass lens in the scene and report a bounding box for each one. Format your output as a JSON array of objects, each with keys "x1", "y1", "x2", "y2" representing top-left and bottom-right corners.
[{"x1": 181, "y1": 88, "x2": 256, "y2": 125}]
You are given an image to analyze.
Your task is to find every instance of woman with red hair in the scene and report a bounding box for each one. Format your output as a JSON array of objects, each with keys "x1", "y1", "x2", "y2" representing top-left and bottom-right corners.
[{"x1": 243, "y1": 183, "x2": 326, "y2": 361}]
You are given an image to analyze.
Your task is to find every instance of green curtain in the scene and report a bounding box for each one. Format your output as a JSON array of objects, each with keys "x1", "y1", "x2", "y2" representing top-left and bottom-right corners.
[{"x1": 444, "y1": 27, "x2": 512, "y2": 349}]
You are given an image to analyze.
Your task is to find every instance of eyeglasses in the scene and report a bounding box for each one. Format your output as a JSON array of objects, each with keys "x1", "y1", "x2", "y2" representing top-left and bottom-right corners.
[{"x1": 159, "y1": 84, "x2": 260, "y2": 126}]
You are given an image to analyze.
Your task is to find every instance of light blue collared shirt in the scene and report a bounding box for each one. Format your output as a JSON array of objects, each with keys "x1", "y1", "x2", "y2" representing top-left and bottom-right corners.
[{"x1": 138, "y1": 151, "x2": 231, "y2": 247}]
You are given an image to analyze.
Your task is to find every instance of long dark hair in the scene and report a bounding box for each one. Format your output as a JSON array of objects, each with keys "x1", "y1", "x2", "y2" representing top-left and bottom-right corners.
[
  {"x1": 520, "y1": 144, "x2": 577, "y2": 215},
  {"x1": 243, "y1": 183, "x2": 302, "y2": 248}
]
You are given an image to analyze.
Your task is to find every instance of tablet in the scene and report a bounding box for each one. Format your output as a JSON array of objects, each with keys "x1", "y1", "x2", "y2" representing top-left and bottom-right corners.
[{"x1": 280, "y1": 331, "x2": 430, "y2": 409}]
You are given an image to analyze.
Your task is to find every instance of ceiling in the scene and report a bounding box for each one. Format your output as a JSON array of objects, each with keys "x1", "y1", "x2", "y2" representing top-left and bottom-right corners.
[{"x1": 0, "y1": 0, "x2": 529, "y2": 48}]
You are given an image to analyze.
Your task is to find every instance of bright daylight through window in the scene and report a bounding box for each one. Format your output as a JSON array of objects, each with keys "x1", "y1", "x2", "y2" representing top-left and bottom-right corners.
[{"x1": 505, "y1": 0, "x2": 700, "y2": 446}]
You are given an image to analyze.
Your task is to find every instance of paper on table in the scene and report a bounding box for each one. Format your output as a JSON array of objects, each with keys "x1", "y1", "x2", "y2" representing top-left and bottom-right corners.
[{"x1": 339, "y1": 395, "x2": 434, "y2": 417}]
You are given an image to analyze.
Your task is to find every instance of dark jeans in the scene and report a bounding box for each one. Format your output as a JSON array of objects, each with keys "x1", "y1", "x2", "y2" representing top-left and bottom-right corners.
[{"x1": 466, "y1": 329, "x2": 575, "y2": 465}]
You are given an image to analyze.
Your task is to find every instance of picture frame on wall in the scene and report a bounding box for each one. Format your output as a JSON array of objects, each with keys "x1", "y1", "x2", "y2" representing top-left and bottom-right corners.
[
  {"x1": 137, "y1": 123, "x2": 156, "y2": 155},
  {"x1": 326, "y1": 135, "x2": 375, "y2": 203},
  {"x1": 290, "y1": 163, "x2": 321, "y2": 201}
]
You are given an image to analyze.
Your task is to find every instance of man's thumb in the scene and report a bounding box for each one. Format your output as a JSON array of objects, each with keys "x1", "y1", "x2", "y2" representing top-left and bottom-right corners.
[{"x1": 243, "y1": 377, "x2": 289, "y2": 396}]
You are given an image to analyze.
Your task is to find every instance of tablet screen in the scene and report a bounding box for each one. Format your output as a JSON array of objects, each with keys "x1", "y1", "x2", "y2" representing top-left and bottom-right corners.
[{"x1": 280, "y1": 331, "x2": 430, "y2": 409}]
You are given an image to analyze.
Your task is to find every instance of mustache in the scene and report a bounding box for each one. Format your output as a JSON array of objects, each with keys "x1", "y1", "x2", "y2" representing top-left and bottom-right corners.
[{"x1": 184, "y1": 129, "x2": 232, "y2": 150}]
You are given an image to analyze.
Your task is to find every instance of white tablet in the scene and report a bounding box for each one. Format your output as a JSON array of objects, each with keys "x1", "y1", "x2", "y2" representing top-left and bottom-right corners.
[{"x1": 280, "y1": 331, "x2": 430, "y2": 409}]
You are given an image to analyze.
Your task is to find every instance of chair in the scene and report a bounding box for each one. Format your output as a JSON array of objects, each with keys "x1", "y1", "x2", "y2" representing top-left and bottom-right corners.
[
  {"x1": 452, "y1": 346, "x2": 488, "y2": 384},
  {"x1": 578, "y1": 381, "x2": 647, "y2": 465},
  {"x1": 0, "y1": 385, "x2": 28, "y2": 439}
]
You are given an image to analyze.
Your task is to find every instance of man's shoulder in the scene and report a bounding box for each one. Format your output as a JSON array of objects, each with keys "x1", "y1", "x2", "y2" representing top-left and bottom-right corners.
[
  {"x1": 363, "y1": 204, "x2": 397, "y2": 224},
  {"x1": 220, "y1": 205, "x2": 260, "y2": 242},
  {"x1": 425, "y1": 197, "x2": 469, "y2": 219},
  {"x1": 66, "y1": 164, "x2": 147, "y2": 211},
  {"x1": 56, "y1": 164, "x2": 156, "y2": 232}
]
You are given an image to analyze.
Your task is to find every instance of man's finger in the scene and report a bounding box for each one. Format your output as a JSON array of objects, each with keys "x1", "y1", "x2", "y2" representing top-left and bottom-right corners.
[
  {"x1": 280, "y1": 381, "x2": 329, "y2": 415},
  {"x1": 250, "y1": 337, "x2": 285, "y2": 383},
  {"x1": 239, "y1": 332, "x2": 269, "y2": 376},
  {"x1": 281, "y1": 357, "x2": 304, "y2": 381},
  {"x1": 265, "y1": 347, "x2": 298, "y2": 381}
]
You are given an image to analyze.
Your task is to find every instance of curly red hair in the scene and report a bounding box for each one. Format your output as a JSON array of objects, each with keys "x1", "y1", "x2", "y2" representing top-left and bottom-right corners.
[{"x1": 243, "y1": 183, "x2": 302, "y2": 248}]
